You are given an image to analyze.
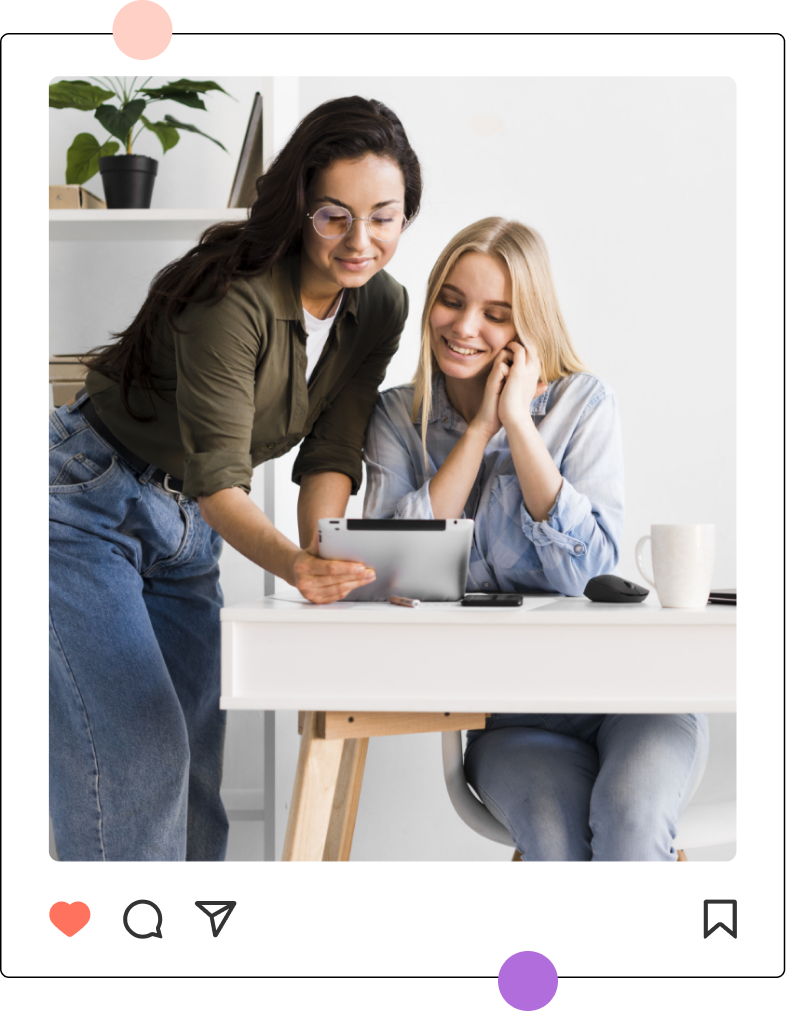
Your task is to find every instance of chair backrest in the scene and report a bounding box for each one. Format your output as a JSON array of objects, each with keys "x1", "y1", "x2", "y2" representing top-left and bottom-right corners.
[
  {"x1": 442, "y1": 730, "x2": 513, "y2": 846},
  {"x1": 672, "y1": 801, "x2": 736, "y2": 850}
]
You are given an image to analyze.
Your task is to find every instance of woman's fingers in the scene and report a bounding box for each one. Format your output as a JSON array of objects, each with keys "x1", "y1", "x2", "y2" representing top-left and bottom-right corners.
[
  {"x1": 293, "y1": 545, "x2": 375, "y2": 585},
  {"x1": 293, "y1": 548, "x2": 376, "y2": 603},
  {"x1": 294, "y1": 551, "x2": 368, "y2": 578},
  {"x1": 297, "y1": 572, "x2": 376, "y2": 604},
  {"x1": 299, "y1": 568, "x2": 375, "y2": 591}
]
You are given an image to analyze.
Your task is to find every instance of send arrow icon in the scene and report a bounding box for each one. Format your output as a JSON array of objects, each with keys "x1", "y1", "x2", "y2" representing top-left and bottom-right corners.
[{"x1": 195, "y1": 901, "x2": 237, "y2": 938}]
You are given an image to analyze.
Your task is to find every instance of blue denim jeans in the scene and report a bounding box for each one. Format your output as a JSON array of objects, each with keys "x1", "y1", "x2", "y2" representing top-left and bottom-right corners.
[
  {"x1": 49, "y1": 391, "x2": 228, "y2": 861},
  {"x1": 465, "y1": 712, "x2": 709, "y2": 861}
]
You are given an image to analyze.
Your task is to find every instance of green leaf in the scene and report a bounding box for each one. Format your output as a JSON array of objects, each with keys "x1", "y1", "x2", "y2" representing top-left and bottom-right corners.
[
  {"x1": 138, "y1": 87, "x2": 207, "y2": 110},
  {"x1": 50, "y1": 80, "x2": 115, "y2": 110},
  {"x1": 161, "y1": 79, "x2": 232, "y2": 96},
  {"x1": 162, "y1": 115, "x2": 228, "y2": 152},
  {"x1": 94, "y1": 99, "x2": 147, "y2": 144},
  {"x1": 140, "y1": 115, "x2": 180, "y2": 154},
  {"x1": 65, "y1": 133, "x2": 120, "y2": 185}
]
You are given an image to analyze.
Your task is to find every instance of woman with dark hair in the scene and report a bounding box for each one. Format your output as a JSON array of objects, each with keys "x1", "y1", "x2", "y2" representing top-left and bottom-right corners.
[{"x1": 49, "y1": 96, "x2": 421, "y2": 861}]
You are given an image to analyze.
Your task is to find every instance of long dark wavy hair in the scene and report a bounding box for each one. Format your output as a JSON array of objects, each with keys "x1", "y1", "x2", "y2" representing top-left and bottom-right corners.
[{"x1": 87, "y1": 95, "x2": 422, "y2": 419}]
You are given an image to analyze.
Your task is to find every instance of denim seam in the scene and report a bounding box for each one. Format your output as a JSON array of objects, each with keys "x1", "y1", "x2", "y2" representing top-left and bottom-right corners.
[
  {"x1": 141, "y1": 495, "x2": 194, "y2": 577},
  {"x1": 672, "y1": 715, "x2": 704, "y2": 843},
  {"x1": 49, "y1": 456, "x2": 120, "y2": 495},
  {"x1": 470, "y1": 779, "x2": 520, "y2": 852},
  {"x1": 49, "y1": 411, "x2": 69, "y2": 444},
  {"x1": 49, "y1": 612, "x2": 106, "y2": 861},
  {"x1": 51, "y1": 453, "x2": 107, "y2": 488}
]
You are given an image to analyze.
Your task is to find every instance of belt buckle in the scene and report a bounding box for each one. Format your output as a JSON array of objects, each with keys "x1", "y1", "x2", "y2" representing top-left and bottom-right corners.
[{"x1": 163, "y1": 474, "x2": 178, "y2": 495}]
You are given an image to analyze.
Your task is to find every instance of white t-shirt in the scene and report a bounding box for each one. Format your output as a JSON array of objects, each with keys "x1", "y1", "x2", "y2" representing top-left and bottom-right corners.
[{"x1": 303, "y1": 291, "x2": 344, "y2": 384}]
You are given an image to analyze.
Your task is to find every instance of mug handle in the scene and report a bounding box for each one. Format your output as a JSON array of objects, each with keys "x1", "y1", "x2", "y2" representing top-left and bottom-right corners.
[{"x1": 635, "y1": 535, "x2": 656, "y2": 588}]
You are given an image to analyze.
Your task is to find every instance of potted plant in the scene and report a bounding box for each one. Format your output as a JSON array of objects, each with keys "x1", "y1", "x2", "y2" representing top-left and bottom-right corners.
[{"x1": 49, "y1": 77, "x2": 232, "y2": 208}]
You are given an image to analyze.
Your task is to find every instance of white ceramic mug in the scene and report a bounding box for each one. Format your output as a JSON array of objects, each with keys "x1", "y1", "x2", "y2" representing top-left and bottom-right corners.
[{"x1": 635, "y1": 524, "x2": 715, "y2": 608}]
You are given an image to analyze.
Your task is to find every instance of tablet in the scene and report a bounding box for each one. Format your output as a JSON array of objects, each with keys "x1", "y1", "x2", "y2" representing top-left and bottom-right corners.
[{"x1": 318, "y1": 518, "x2": 474, "y2": 601}]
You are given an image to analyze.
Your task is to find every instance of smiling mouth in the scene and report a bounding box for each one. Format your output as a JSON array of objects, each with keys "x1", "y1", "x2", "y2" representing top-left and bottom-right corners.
[{"x1": 443, "y1": 337, "x2": 483, "y2": 356}]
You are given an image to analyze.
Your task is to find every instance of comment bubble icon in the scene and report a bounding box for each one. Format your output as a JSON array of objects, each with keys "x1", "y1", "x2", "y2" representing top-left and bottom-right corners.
[
  {"x1": 498, "y1": 950, "x2": 558, "y2": 1010},
  {"x1": 123, "y1": 899, "x2": 163, "y2": 939}
]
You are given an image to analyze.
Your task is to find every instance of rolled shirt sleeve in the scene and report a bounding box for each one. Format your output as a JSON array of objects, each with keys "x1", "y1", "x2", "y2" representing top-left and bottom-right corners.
[
  {"x1": 292, "y1": 287, "x2": 409, "y2": 494},
  {"x1": 518, "y1": 388, "x2": 624, "y2": 595},
  {"x1": 172, "y1": 281, "x2": 263, "y2": 499}
]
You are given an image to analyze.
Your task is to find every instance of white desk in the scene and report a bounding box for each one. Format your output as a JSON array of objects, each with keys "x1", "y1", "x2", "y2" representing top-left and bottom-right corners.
[
  {"x1": 220, "y1": 595, "x2": 736, "y2": 715},
  {"x1": 220, "y1": 595, "x2": 735, "y2": 860}
]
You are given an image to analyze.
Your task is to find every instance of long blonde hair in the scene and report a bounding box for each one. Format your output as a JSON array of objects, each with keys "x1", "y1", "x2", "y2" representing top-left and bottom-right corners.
[{"x1": 412, "y1": 218, "x2": 587, "y2": 465}]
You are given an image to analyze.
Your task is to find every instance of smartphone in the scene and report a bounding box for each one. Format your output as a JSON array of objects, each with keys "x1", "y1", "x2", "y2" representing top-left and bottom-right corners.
[{"x1": 462, "y1": 593, "x2": 524, "y2": 607}]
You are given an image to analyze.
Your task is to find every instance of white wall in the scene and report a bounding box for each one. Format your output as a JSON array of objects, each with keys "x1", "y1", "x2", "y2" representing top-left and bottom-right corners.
[{"x1": 51, "y1": 76, "x2": 736, "y2": 861}]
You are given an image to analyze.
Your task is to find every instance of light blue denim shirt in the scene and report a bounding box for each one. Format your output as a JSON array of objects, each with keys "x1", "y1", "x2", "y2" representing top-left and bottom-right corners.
[{"x1": 362, "y1": 371, "x2": 624, "y2": 596}]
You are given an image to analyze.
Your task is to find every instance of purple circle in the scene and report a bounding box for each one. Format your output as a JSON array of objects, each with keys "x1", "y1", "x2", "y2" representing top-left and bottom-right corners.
[{"x1": 498, "y1": 951, "x2": 558, "y2": 1010}]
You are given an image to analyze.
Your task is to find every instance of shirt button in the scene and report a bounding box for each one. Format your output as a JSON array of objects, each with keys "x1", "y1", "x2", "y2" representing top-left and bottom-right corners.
[
  {"x1": 267, "y1": 443, "x2": 274, "y2": 449},
  {"x1": 442, "y1": 416, "x2": 449, "y2": 423},
  {"x1": 574, "y1": 544, "x2": 584, "y2": 554},
  {"x1": 483, "y1": 581, "x2": 490, "y2": 588}
]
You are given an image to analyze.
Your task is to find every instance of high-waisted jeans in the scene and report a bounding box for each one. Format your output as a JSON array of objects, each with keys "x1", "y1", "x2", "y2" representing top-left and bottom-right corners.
[
  {"x1": 49, "y1": 391, "x2": 228, "y2": 861},
  {"x1": 464, "y1": 712, "x2": 709, "y2": 861}
]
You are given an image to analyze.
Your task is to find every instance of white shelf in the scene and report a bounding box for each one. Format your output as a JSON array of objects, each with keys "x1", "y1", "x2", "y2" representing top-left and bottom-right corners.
[{"x1": 49, "y1": 208, "x2": 249, "y2": 242}]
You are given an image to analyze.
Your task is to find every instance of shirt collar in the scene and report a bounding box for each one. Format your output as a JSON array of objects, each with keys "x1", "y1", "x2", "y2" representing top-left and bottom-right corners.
[
  {"x1": 425, "y1": 372, "x2": 551, "y2": 425},
  {"x1": 271, "y1": 254, "x2": 360, "y2": 324}
]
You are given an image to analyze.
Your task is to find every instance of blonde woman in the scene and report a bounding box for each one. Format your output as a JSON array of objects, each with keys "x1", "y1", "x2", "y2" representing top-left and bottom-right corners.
[{"x1": 362, "y1": 218, "x2": 708, "y2": 860}]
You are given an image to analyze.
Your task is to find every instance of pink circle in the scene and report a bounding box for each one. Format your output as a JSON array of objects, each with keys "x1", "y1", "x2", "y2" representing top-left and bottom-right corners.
[{"x1": 113, "y1": 2, "x2": 172, "y2": 60}]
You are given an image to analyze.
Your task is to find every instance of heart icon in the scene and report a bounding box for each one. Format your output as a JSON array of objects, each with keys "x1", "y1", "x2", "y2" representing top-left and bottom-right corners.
[{"x1": 49, "y1": 901, "x2": 91, "y2": 936}]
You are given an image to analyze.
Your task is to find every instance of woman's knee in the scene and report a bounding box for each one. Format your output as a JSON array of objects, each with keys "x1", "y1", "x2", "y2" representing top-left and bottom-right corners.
[
  {"x1": 466, "y1": 729, "x2": 595, "y2": 861},
  {"x1": 590, "y1": 712, "x2": 711, "y2": 859},
  {"x1": 590, "y1": 800, "x2": 678, "y2": 860}
]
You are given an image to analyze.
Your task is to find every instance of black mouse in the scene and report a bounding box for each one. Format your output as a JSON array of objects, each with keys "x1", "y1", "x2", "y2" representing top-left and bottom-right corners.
[{"x1": 583, "y1": 574, "x2": 649, "y2": 603}]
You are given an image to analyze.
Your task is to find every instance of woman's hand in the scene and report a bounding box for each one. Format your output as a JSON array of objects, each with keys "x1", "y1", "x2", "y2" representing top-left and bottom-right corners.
[
  {"x1": 291, "y1": 533, "x2": 376, "y2": 605},
  {"x1": 498, "y1": 340, "x2": 548, "y2": 431},
  {"x1": 467, "y1": 348, "x2": 513, "y2": 441},
  {"x1": 198, "y1": 486, "x2": 375, "y2": 605}
]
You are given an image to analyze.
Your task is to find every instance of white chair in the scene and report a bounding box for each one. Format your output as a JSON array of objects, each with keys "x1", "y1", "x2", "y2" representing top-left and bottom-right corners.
[{"x1": 441, "y1": 730, "x2": 736, "y2": 859}]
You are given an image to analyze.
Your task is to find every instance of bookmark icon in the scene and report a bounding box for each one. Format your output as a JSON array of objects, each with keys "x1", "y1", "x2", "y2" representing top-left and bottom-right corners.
[{"x1": 195, "y1": 901, "x2": 237, "y2": 938}]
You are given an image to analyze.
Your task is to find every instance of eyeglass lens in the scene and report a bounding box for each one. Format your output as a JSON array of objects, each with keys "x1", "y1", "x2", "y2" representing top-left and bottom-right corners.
[{"x1": 311, "y1": 206, "x2": 405, "y2": 241}]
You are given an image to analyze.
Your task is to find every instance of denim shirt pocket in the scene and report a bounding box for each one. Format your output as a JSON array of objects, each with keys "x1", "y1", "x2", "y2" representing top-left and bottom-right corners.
[{"x1": 487, "y1": 474, "x2": 532, "y2": 573}]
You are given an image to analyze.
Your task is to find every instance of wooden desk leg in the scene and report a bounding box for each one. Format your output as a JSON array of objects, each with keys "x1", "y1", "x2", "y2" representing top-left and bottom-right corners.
[
  {"x1": 323, "y1": 737, "x2": 369, "y2": 861},
  {"x1": 282, "y1": 711, "x2": 346, "y2": 861}
]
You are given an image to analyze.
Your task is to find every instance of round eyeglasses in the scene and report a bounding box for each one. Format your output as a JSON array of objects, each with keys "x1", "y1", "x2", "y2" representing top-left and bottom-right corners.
[{"x1": 307, "y1": 205, "x2": 408, "y2": 242}]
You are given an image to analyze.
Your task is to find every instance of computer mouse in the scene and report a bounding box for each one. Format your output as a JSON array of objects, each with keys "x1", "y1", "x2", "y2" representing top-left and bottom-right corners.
[{"x1": 583, "y1": 574, "x2": 649, "y2": 603}]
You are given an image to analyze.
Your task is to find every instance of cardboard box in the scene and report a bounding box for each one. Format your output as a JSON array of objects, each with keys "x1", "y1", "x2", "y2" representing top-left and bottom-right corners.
[
  {"x1": 49, "y1": 354, "x2": 91, "y2": 381},
  {"x1": 49, "y1": 185, "x2": 107, "y2": 210},
  {"x1": 49, "y1": 355, "x2": 92, "y2": 405},
  {"x1": 51, "y1": 381, "x2": 85, "y2": 407},
  {"x1": 49, "y1": 361, "x2": 89, "y2": 381}
]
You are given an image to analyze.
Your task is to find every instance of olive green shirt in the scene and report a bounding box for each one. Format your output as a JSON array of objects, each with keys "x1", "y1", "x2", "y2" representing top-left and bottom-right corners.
[{"x1": 85, "y1": 255, "x2": 408, "y2": 499}]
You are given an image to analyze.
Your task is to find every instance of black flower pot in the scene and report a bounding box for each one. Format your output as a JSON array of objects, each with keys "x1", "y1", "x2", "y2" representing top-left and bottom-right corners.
[{"x1": 98, "y1": 155, "x2": 158, "y2": 209}]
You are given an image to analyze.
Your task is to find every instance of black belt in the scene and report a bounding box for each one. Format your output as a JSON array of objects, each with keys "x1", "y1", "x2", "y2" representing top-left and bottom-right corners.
[{"x1": 78, "y1": 392, "x2": 185, "y2": 494}]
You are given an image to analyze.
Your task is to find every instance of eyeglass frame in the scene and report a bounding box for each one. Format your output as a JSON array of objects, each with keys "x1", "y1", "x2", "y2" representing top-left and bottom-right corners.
[{"x1": 305, "y1": 205, "x2": 411, "y2": 242}]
